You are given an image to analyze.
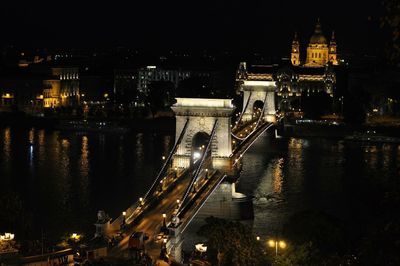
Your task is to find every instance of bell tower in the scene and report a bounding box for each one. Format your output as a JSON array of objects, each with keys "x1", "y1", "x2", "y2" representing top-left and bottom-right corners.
[
  {"x1": 291, "y1": 32, "x2": 300, "y2": 66},
  {"x1": 329, "y1": 31, "x2": 339, "y2": 65}
]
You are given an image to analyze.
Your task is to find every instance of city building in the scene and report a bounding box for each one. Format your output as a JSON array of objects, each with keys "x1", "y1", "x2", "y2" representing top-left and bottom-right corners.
[
  {"x1": 0, "y1": 68, "x2": 44, "y2": 114},
  {"x1": 137, "y1": 65, "x2": 211, "y2": 96},
  {"x1": 237, "y1": 20, "x2": 340, "y2": 112},
  {"x1": 42, "y1": 79, "x2": 61, "y2": 108},
  {"x1": 137, "y1": 66, "x2": 191, "y2": 95},
  {"x1": 292, "y1": 19, "x2": 339, "y2": 67},
  {"x1": 42, "y1": 67, "x2": 80, "y2": 108},
  {"x1": 113, "y1": 69, "x2": 138, "y2": 106}
]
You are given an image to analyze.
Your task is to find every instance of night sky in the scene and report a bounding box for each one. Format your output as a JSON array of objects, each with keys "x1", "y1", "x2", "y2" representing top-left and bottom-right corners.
[{"x1": 1, "y1": 0, "x2": 387, "y2": 55}]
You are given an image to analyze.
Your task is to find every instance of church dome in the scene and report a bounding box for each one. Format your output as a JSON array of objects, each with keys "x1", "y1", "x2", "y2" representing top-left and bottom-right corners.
[{"x1": 309, "y1": 20, "x2": 327, "y2": 45}]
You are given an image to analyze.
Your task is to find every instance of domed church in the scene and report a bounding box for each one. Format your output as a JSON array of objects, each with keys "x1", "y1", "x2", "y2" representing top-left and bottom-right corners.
[{"x1": 291, "y1": 19, "x2": 338, "y2": 67}]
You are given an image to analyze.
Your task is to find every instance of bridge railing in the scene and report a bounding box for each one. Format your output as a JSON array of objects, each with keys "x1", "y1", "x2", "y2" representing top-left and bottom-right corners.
[
  {"x1": 232, "y1": 122, "x2": 274, "y2": 166},
  {"x1": 142, "y1": 118, "x2": 189, "y2": 201},
  {"x1": 231, "y1": 92, "x2": 269, "y2": 141}
]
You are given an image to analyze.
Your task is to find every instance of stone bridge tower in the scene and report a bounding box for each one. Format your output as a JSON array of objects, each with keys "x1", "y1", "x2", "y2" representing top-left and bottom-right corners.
[
  {"x1": 240, "y1": 80, "x2": 276, "y2": 123},
  {"x1": 171, "y1": 98, "x2": 235, "y2": 172}
]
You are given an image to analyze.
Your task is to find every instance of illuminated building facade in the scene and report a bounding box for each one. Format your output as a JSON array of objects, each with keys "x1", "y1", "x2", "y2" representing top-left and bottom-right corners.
[
  {"x1": 291, "y1": 33, "x2": 300, "y2": 66},
  {"x1": 293, "y1": 19, "x2": 339, "y2": 67},
  {"x1": 41, "y1": 67, "x2": 80, "y2": 108},
  {"x1": 43, "y1": 79, "x2": 61, "y2": 108},
  {"x1": 51, "y1": 67, "x2": 80, "y2": 107},
  {"x1": 236, "y1": 20, "x2": 339, "y2": 112}
]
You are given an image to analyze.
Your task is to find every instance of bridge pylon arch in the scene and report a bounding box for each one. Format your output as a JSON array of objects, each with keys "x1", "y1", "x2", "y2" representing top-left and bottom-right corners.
[
  {"x1": 240, "y1": 80, "x2": 276, "y2": 123},
  {"x1": 171, "y1": 98, "x2": 235, "y2": 172}
]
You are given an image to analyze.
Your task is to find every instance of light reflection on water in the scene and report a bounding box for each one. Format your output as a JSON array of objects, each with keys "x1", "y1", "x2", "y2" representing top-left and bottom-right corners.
[{"x1": 236, "y1": 135, "x2": 399, "y2": 240}]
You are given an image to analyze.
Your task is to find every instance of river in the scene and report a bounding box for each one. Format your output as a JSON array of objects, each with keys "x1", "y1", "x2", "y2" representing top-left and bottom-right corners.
[{"x1": 0, "y1": 126, "x2": 399, "y2": 247}]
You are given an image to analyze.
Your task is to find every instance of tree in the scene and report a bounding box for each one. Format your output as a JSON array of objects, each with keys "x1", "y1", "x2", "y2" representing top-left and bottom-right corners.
[
  {"x1": 197, "y1": 217, "x2": 267, "y2": 266},
  {"x1": 270, "y1": 242, "x2": 320, "y2": 266}
]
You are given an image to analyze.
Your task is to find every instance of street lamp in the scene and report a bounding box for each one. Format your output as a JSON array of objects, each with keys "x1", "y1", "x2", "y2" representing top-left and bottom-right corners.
[
  {"x1": 268, "y1": 239, "x2": 286, "y2": 256},
  {"x1": 70, "y1": 233, "x2": 81, "y2": 242},
  {"x1": 162, "y1": 213, "x2": 167, "y2": 228}
]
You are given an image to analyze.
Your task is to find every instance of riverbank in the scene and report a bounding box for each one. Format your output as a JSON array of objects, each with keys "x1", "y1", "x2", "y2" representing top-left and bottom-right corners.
[
  {"x1": 0, "y1": 112, "x2": 175, "y2": 132},
  {"x1": 278, "y1": 122, "x2": 400, "y2": 138}
]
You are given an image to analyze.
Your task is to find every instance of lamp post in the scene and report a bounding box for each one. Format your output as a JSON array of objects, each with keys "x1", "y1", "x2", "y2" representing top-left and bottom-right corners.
[
  {"x1": 70, "y1": 233, "x2": 82, "y2": 250},
  {"x1": 121, "y1": 211, "x2": 126, "y2": 228},
  {"x1": 71, "y1": 233, "x2": 80, "y2": 241},
  {"x1": 139, "y1": 197, "x2": 144, "y2": 206},
  {"x1": 268, "y1": 239, "x2": 286, "y2": 256},
  {"x1": 162, "y1": 213, "x2": 167, "y2": 228},
  {"x1": 161, "y1": 213, "x2": 168, "y2": 235}
]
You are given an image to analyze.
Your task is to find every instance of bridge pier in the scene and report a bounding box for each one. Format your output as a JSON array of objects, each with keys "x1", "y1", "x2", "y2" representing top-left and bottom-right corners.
[{"x1": 194, "y1": 181, "x2": 254, "y2": 220}]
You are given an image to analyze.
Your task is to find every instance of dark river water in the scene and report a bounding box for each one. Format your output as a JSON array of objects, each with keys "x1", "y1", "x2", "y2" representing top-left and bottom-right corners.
[{"x1": 0, "y1": 126, "x2": 399, "y2": 244}]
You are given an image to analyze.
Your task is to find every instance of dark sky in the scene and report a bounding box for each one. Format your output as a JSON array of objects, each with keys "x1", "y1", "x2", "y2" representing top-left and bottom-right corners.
[{"x1": 1, "y1": 0, "x2": 387, "y2": 55}]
